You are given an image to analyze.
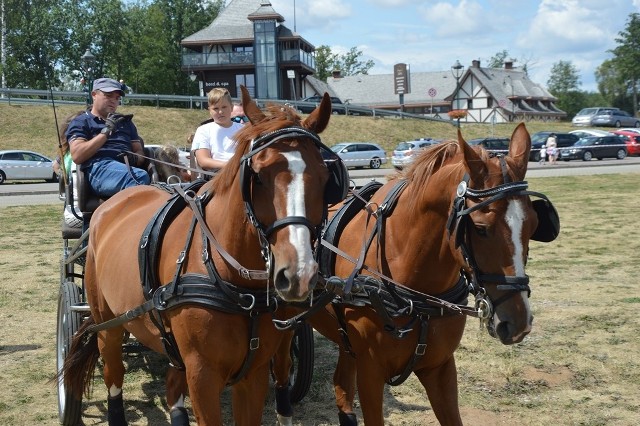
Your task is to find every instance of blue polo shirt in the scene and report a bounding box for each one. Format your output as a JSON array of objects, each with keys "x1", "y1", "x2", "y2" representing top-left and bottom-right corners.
[{"x1": 65, "y1": 110, "x2": 140, "y2": 170}]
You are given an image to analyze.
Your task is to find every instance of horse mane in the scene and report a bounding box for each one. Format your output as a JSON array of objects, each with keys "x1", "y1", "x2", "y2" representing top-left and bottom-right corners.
[
  {"x1": 211, "y1": 103, "x2": 301, "y2": 195},
  {"x1": 399, "y1": 139, "x2": 492, "y2": 213}
]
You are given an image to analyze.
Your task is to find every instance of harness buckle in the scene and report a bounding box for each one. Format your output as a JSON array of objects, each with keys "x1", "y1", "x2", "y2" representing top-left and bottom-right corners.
[
  {"x1": 176, "y1": 250, "x2": 186, "y2": 264},
  {"x1": 239, "y1": 268, "x2": 251, "y2": 280},
  {"x1": 415, "y1": 343, "x2": 427, "y2": 356},
  {"x1": 249, "y1": 337, "x2": 260, "y2": 351}
]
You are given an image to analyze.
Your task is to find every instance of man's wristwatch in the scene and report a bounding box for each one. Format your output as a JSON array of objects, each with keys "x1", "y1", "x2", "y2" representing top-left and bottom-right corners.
[{"x1": 100, "y1": 127, "x2": 110, "y2": 135}]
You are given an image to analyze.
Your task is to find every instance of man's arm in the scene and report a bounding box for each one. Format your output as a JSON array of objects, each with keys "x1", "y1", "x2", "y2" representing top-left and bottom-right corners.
[{"x1": 69, "y1": 133, "x2": 109, "y2": 164}]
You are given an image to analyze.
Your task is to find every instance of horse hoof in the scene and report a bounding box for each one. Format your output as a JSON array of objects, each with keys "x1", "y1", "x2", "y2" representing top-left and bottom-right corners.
[
  {"x1": 170, "y1": 407, "x2": 190, "y2": 426},
  {"x1": 338, "y1": 411, "x2": 358, "y2": 426},
  {"x1": 276, "y1": 412, "x2": 293, "y2": 426}
]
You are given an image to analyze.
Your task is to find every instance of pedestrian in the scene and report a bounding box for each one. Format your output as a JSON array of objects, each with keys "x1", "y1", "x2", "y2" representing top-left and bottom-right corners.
[
  {"x1": 539, "y1": 144, "x2": 547, "y2": 165},
  {"x1": 546, "y1": 133, "x2": 558, "y2": 164},
  {"x1": 66, "y1": 77, "x2": 149, "y2": 198}
]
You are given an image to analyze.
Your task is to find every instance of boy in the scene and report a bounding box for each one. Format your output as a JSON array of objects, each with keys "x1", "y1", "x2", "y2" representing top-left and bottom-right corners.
[
  {"x1": 191, "y1": 88, "x2": 244, "y2": 172},
  {"x1": 539, "y1": 144, "x2": 547, "y2": 165}
]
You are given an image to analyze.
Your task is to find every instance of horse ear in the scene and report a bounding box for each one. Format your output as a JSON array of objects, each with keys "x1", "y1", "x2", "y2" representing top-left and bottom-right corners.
[
  {"x1": 507, "y1": 123, "x2": 531, "y2": 179},
  {"x1": 240, "y1": 85, "x2": 265, "y2": 124},
  {"x1": 302, "y1": 93, "x2": 331, "y2": 134},
  {"x1": 458, "y1": 128, "x2": 488, "y2": 182}
]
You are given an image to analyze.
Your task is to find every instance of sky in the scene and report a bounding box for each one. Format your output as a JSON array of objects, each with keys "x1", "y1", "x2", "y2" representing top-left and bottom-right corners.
[{"x1": 267, "y1": 0, "x2": 640, "y2": 92}]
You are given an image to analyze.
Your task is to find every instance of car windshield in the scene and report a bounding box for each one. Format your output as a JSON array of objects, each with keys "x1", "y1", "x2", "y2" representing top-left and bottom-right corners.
[
  {"x1": 395, "y1": 142, "x2": 414, "y2": 151},
  {"x1": 331, "y1": 144, "x2": 348, "y2": 153},
  {"x1": 577, "y1": 108, "x2": 598, "y2": 116}
]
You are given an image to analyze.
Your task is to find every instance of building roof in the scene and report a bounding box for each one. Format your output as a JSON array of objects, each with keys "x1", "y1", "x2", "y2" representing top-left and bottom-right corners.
[
  {"x1": 182, "y1": 0, "x2": 304, "y2": 45},
  {"x1": 326, "y1": 71, "x2": 458, "y2": 107}
]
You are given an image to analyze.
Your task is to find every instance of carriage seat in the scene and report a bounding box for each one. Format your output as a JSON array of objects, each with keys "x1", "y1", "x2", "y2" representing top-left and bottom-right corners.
[{"x1": 76, "y1": 149, "x2": 159, "y2": 216}]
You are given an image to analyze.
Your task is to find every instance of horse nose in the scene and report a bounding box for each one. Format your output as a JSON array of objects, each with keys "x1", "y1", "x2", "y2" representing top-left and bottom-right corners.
[{"x1": 273, "y1": 261, "x2": 318, "y2": 302}]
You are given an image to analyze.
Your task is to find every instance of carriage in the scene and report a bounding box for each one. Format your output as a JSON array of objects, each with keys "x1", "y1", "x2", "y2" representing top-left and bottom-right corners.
[{"x1": 55, "y1": 88, "x2": 343, "y2": 425}]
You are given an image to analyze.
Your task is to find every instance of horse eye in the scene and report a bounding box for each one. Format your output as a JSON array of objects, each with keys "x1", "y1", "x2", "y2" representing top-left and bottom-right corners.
[{"x1": 474, "y1": 225, "x2": 488, "y2": 237}]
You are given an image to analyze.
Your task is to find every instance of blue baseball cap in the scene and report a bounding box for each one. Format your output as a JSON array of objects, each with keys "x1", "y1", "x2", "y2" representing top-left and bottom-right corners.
[{"x1": 92, "y1": 78, "x2": 125, "y2": 96}]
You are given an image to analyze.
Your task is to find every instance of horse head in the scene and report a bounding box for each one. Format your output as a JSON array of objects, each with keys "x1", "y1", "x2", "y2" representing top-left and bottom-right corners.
[
  {"x1": 213, "y1": 86, "x2": 341, "y2": 302},
  {"x1": 456, "y1": 123, "x2": 538, "y2": 344}
]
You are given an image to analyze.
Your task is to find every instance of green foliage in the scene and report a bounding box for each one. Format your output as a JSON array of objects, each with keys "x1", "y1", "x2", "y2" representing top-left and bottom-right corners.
[
  {"x1": 547, "y1": 61, "x2": 583, "y2": 117},
  {"x1": 0, "y1": 0, "x2": 221, "y2": 94},
  {"x1": 611, "y1": 12, "x2": 640, "y2": 114},
  {"x1": 313, "y1": 45, "x2": 374, "y2": 82}
]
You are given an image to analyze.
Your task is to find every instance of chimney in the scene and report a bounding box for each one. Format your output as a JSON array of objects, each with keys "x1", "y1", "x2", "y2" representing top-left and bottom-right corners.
[
  {"x1": 332, "y1": 69, "x2": 342, "y2": 79},
  {"x1": 504, "y1": 60, "x2": 513, "y2": 70},
  {"x1": 472, "y1": 59, "x2": 480, "y2": 68}
]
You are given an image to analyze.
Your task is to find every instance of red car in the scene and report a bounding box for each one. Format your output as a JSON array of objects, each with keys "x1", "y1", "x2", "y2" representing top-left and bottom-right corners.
[{"x1": 611, "y1": 130, "x2": 640, "y2": 156}]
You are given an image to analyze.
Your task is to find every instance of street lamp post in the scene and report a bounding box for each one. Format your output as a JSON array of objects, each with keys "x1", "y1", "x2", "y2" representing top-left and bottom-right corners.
[
  {"x1": 81, "y1": 48, "x2": 95, "y2": 105},
  {"x1": 451, "y1": 60, "x2": 464, "y2": 127}
]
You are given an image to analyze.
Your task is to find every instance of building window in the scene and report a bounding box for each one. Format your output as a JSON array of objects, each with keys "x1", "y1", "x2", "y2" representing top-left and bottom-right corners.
[{"x1": 236, "y1": 74, "x2": 255, "y2": 98}]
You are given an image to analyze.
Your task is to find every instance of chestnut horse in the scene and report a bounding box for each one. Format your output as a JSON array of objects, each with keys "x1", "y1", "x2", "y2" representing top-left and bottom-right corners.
[
  {"x1": 273, "y1": 123, "x2": 559, "y2": 425},
  {"x1": 61, "y1": 88, "x2": 346, "y2": 425}
]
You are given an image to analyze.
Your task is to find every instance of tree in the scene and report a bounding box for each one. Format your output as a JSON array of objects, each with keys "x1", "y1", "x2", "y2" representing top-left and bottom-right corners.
[
  {"x1": 547, "y1": 60, "x2": 583, "y2": 118},
  {"x1": 595, "y1": 59, "x2": 631, "y2": 110},
  {"x1": 611, "y1": 12, "x2": 640, "y2": 115},
  {"x1": 313, "y1": 45, "x2": 374, "y2": 81},
  {"x1": 336, "y1": 47, "x2": 375, "y2": 77}
]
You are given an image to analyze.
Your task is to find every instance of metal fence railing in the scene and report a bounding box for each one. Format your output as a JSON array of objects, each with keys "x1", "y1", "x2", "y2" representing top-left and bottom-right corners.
[{"x1": 0, "y1": 87, "x2": 451, "y2": 122}]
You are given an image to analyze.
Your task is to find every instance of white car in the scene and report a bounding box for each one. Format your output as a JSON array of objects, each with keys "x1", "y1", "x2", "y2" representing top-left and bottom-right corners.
[
  {"x1": 0, "y1": 150, "x2": 58, "y2": 184},
  {"x1": 329, "y1": 142, "x2": 387, "y2": 169}
]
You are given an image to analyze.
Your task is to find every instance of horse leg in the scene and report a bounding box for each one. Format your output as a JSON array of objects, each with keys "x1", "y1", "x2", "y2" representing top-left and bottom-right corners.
[
  {"x1": 415, "y1": 357, "x2": 463, "y2": 426},
  {"x1": 166, "y1": 366, "x2": 190, "y2": 426},
  {"x1": 231, "y1": 365, "x2": 271, "y2": 426},
  {"x1": 96, "y1": 327, "x2": 128, "y2": 426},
  {"x1": 271, "y1": 330, "x2": 294, "y2": 426},
  {"x1": 181, "y1": 354, "x2": 224, "y2": 426},
  {"x1": 334, "y1": 351, "x2": 358, "y2": 426},
  {"x1": 352, "y1": 355, "x2": 386, "y2": 426}
]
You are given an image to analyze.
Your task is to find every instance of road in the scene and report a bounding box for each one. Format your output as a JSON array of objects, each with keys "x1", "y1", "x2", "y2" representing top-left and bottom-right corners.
[{"x1": 1, "y1": 157, "x2": 640, "y2": 208}]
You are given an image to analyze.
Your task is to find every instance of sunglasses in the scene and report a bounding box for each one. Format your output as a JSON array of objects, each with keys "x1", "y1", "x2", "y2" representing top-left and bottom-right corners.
[{"x1": 231, "y1": 115, "x2": 249, "y2": 123}]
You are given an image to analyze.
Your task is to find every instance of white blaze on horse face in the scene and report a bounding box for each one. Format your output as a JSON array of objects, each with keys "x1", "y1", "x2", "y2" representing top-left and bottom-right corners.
[
  {"x1": 281, "y1": 151, "x2": 316, "y2": 277},
  {"x1": 505, "y1": 199, "x2": 531, "y2": 305},
  {"x1": 505, "y1": 199, "x2": 526, "y2": 277}
]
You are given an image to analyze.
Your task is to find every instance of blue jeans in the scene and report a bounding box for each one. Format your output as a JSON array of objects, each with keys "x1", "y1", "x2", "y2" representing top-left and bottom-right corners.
[{"x1": 87, "y1": 157, "x2": 150, "y2": 198}]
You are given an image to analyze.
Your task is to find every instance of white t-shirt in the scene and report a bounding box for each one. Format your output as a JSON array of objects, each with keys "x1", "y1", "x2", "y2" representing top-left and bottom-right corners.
[{"x1": 191, "y1": 121, "x2": 244, "y2": 162}]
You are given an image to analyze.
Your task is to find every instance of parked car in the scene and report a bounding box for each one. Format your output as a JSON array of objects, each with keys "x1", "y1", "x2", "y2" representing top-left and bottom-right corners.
[
  {"x1": 611, "y1": 130, "x2": 640, "y2": 156},
  {"x1": 467, "y1": 137, "x2": 510, "y2": 154},
  {"x1": 560, "y1": 136, "x2": 628, "y2": 161},
  {"x1": 571, "y1": 107, "x2": 619, "y2": 126},
  {"x1": 297, "y1": 95, "x2": 345, "y2": 115},
  {"x1": 329, "y1": 142, "x2": 387, "y2": 169},
  {"x1": 529, "y1": 132, "x2": 579, "y2": 162},
  {"x1": 0, "y1": 150, "x2": 58, "y2": 184},
  {"x1": 145, "y1": 144, "x2": 190, "y2": 167},
  {"x1": 590, "y1": 109, "x2": 640, "y2": 128},
  {"x1": 391, "y1": 138, "x2": 439, "y2": 169}
]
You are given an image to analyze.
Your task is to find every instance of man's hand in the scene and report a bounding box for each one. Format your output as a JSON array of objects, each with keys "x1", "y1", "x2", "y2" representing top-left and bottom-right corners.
[{"x1": 102, "y1": 113, "x2": 134, "y2": 136}]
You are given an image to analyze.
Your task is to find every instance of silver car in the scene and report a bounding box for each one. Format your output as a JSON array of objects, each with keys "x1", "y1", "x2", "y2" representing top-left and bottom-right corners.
[
  {"x1": 0, "y1": 150, "x2": 57, "y2": 184},
  {"x1": 591, "y1": 109, "x2": 640, "y2": 128},
  {"x1": 330, "y1": 142, "x2": 387, "y2": 169},
  {"x1": 391, "y1": 139, "x2": 439, "y2": 169}
]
